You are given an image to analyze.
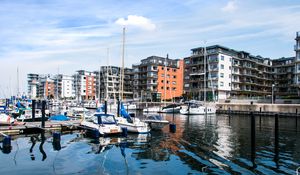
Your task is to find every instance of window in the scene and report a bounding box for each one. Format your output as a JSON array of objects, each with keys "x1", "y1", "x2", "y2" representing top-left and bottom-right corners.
[
  {"x1": 229, "y1": 66, "x2": 231, "y2": 70},
  {"x1": 220, "y1": 82, "x2": 224, "y2": 87},
  {"x1": 161, "y1": 86, "x2": 163, "y2": 89},
  {"x1": 172, "y1": 87, "x2": 176, "y2": 90},
  {"x1": 220, "y1": 73, "x2": 224, "y2": 78},
  {"x1": 161, "y1": 74, "x2": 164, "y2": 77},
  {"x1": 162, "y1": 67, "x2": 164, "y2": 70},
  {"x1": 161, "y1": 80, "x2": 164, "y2": 83},
  {"x1": 229, "y1": 74, "x2": 231, "y2": 78},
  {"x1": 229, "y1": 83, "x2": 231, "y2": 87},
  {"x1": 173, "y1": 69, "x2": 177, "y2": 72},
  {"x1": 166, "y1": 80, "x2": 169, "y2": 84},
  {"x1": 221, "y1": 64, "x2": 224, "y2": 69},
  {"x1": 173, "y1": 75, "x2": 176, "y2": 78},
  {"x1": 184, "y1": 84, "x2": 190, "y2": 87},
  {"x1": 167, "y1": 68, "x2": 170, "y2": 71},
  {"x1": 221, "y1": 56, "x2": 224, "y2": 61},
  {"x1": 166, "y1": 87, "x2": 169, "y2": 90},
  {"x1": 172, "y1": 81, "x2": 176, "y2": 85}
]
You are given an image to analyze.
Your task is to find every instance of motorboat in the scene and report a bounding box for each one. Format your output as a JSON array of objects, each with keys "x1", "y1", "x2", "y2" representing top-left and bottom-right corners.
[
  {"x1": 143, "y1": 115, "x2": 169, "y2": 130},
  {"x1": 16, "y1": 108, "x2": 47, "y2": 122},
  {"x1": 143, "y1": 106, "x2": 161, "y2": 113},
  {"x1": 80, "y1": 113, "x2": 122, "y2": 135},
  {"x1": 159, "y1": 104, "x2": 181, "y2": 113},
  {"x1": 0, "y1": 113, "x2": 15, "y2": 125},
  {"x1": 116, "y1": 103, "x2": 150, "y2": 133},
  {"x1": 180, "y1": 103, "x2": 216, "y2": 115}
]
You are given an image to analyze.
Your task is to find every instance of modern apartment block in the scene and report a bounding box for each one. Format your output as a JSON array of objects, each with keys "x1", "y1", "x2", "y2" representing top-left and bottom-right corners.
[
  {"x1": 37, "y1": 75, "x2": 56, "y2": 99},
  {"x1": 184, "y1": 45, "x2": 273, "y2": 100},
  {"x1": 74, "y1": 70, "x2": 96, "y2": 101},
  {"x1": 27, "y1": 73, "x2": 39, "y2": 99},
  {"x1": 96, "y1": 66, "x2": 133, "y2": 102},
  {"x1": 55, "y1": 74, "x2": 75, "y2": 99},
  {"x1": 133, "y1": 56, "x2": 184, "y2": 102}
]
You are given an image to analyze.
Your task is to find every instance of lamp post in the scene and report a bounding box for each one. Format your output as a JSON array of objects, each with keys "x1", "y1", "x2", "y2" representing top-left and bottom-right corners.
[{"x1": 272, "y1": 84, "x2": 275, "y2": 104}]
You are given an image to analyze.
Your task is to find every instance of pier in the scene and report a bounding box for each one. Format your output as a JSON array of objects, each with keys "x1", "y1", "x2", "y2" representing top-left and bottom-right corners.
[{"x1": 0, "y1": 120, "x2": 81, "y2": 135}]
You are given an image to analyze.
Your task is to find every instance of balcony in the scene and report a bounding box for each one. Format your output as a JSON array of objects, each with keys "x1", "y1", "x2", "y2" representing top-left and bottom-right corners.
[
  {"x1": 190, "y1": 71, "x2": 205, "y2": 76},
  {"x1": 295, "y1": 44, "x2": 300, "y2": 51}
]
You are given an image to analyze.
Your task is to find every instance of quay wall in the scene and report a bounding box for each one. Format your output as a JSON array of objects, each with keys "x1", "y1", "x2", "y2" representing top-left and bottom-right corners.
[{"x1": 217, "y1": 103, "x2": 300, "y2": 113}]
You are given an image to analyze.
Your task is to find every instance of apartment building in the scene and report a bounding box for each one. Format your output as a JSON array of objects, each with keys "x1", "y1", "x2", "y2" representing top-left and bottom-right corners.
[
  {"x1": 184, "y1": 45, "x2": 273, "y2": 100},
  {"x1": 27, "y1": 73, "x2": 39, "y2": 99},
  {"x1": 96, "y1": 66, "x2": 133, "y2": 102},
  {"x1": 37, "y1": 75, "x2": 56, "y2": 99},
  {"x1": 133, "y1": 56, "x2": 184, "y2": 102},
  {"x1": 74, "y1": 70, "x2": 96, "y2": 101},
  {"x1": 55, "y1": 74, "x2": 75, "y2": 99}
]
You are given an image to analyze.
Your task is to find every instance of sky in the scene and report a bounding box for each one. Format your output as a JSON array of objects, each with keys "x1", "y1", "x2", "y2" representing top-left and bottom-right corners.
[{"x1": 0, "y1": 0, "x2": 300, "y2": 97}]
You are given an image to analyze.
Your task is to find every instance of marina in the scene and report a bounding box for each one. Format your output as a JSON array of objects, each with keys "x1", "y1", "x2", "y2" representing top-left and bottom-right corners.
[{"x1": 0, "y1": 113, "x2": 299, "y2": 174}]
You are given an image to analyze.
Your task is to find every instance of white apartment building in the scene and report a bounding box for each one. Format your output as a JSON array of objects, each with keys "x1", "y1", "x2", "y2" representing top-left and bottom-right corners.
[{"x1": 58, "y1": 75, "x2": 75, "y2": 99}]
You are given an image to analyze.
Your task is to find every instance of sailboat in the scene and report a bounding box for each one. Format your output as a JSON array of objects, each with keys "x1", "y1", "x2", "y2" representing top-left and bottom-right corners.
[
  {"x1": 115, "y1": 27, "x2": 150, "y2": 133},
  {"x1": 180, "y1": 44, "x2": 216, "y2": 115}
]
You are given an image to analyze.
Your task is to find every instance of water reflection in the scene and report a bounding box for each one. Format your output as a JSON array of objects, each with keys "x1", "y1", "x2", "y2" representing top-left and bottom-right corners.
[{"x1": 0, "y1": 114, "x2": 300, "y2": 174}]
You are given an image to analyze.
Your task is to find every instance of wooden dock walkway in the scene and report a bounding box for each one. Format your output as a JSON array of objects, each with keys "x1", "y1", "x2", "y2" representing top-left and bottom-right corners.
[{"x1": 0, "y1": 120, "x2": 81, "y2": 135}]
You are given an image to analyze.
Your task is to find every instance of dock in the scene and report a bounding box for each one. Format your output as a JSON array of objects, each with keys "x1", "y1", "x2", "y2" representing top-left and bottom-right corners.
[{"x1": 0, "y1": 120, "x2": 81, "y2": 135}]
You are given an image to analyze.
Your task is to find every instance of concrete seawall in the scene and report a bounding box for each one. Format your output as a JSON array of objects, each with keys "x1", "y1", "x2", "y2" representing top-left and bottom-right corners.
[{"x1": 217, "y1": 103, "x2": 300, "y2": 113}]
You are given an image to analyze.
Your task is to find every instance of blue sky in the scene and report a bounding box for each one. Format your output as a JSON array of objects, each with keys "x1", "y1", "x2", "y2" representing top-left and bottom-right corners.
[{"x1": 0, "y1": 0, "x2": 300, "y2": 97}]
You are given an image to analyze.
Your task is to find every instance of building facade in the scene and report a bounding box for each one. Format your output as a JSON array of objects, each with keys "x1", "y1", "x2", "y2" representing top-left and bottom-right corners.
[
  {"x1": 133, "y1": 56, "x2": 184, "y2": 102},
  {"x1": 184, "y1": 45, "x2": 273, "y2": 101},
  {"x1": 74, "y1": 70, "x2": 96, "y2": 101}
]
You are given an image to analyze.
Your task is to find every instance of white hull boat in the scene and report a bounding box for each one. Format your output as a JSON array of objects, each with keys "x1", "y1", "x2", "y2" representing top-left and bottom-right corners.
[
  {"x1": 180, "y1": 104, "x2": 216, "y2": 115},
  {"x1": 116, "y1": 117, "x2": 150, "y2": 133},
  {"x1": 0, "y1": 113, "x2": 15, "y2": 125},
  {"x1": 143, "y1": 115, "x2": 169, "y2": 130},
  {"x1": 143, "y1": 106, "x2": 161, "y2": 113},
  {"x1": 80, "y1": 113, "x2": 122, "y2": 135}
]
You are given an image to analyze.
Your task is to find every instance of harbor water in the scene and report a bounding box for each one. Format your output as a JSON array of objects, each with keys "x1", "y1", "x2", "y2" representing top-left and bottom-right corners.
[{"x1": 0, "y1": 114, "x2": 299, "y2": 174}]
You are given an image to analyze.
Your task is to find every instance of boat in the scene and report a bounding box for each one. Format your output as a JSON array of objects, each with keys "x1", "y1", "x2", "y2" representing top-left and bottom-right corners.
[
  {"x1": 16, "y1": 108, "x2": 47, "y2": 122},
  {"x1": 159, "y1": 104, "x2": 181, "y2": 113},
  {"x1": 116, "y1": 103, "x2": 150, "y2": 133},
  {"x1": 180, "y1": 102, "x2": 216, "y2": 115},
  {"x1": 0, "y1": 113, "x2": 15, "y2": 125},
  {"x1": 80, "y1": 113, "x2": 122, "y2": 135},
  {"x1": 143, "y1": 106, "x2": 161, "y2": 113},
  {"x1": 116, "y1": 27, "x2": 150, "y2": 134},
  {"x1": 143, "y1": 115, "x2": 169, "y2": 130}
]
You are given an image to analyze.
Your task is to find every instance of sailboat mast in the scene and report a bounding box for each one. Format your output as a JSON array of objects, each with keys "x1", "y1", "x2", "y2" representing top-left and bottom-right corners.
[
  {"x1": 120, "y1": 27, "x2": 125, "y2": 101},
  {"x1": 17, "y1": 67, "x2": 19, "y2": 97},
  {"x1": 204, "y1": 44, "x2": 207, "y2": 114},
  {"x1": 106, "y1": 48, "x2": 110, "y2": 101},
  {"x1": 164, "y1": 55, "x2": 167, "y2": 105}
]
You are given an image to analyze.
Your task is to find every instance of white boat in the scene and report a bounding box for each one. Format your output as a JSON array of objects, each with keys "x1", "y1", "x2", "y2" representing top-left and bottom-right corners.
[
  {"x1": 116, "y1": 116, "x2": 150, "y2": 133},
  {"x1": 80, "y1": 113, "x2": 122, "y2": 135},
  {"x1": 143, "y1": 106, "x2": 161, "y2": 113},
  {"x1": 16, "y1": 109, "x2": 45, "y2": 122},
  {"x1": 0, "y1": 113, "x2": 15, "y2": 125},
  {"x1": 159, "y1": 104, "x2": 181, "y2": 113},
  {"x1": 180, "y1": 103, "x2": 216, "y2": 115},
  {"x1": 143, "y1": 115, "x2": 169, "y2": 130}
]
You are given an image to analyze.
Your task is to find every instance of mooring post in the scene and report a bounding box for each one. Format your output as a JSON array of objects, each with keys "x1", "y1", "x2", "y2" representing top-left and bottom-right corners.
[
  {"x1": 41, "y1": 100, "x2": 46, "y2": 128},
  {"x1": 296, "y1": 108, "x2": 298, "y2": 128},
  {"x1": 52, "y1": 132, "x2": 61, "y2": 151},
  {"x1": 117, "y1": 100, "x2": 120, "y2": 117},
  {"x1": 259, "y1": 107, "x2": 262, "y2": 128},
  {"x1": 2, "y1": 135, "x2": 12, "y2": 154},
  {"x1": 188, "y1": 102, "x2": 190, "y2": 115},
  {"x1": 32, "y1": 100, "x2": 36, "y2": 122},
  {"x1": 104, "y1": 100, "x2": 107, "y2": 114},
  {"x1": 251, "y1": 112, "x2": 256, "y2": 165},
  {"x1": 274, "y1": 113, "x2": 279, "y2": 168}
]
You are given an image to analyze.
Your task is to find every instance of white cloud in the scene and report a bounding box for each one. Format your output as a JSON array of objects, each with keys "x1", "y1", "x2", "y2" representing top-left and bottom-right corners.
[
  {"x1": 222, "y1": 1, "x2": 237, "y2": 12},
  {"x1": 115, "y1": 15, "x2": 156, "y2": 31}
]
